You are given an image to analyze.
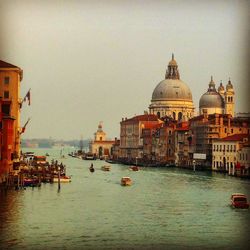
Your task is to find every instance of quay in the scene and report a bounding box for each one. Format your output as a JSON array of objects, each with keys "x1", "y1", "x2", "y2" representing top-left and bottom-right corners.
[{"x1": 0, "y1": 153, "x2": 69, "y2": 191}]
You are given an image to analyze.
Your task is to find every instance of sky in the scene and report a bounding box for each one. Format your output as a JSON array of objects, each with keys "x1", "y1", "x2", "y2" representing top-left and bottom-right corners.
[{"x1": 0, "y1": 0, "x2": 249, "y2": 140}]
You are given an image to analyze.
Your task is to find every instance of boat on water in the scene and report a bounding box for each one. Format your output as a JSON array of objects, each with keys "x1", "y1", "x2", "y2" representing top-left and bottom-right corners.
[
  {"x1": 23, "y1": 177, "x2": 39, "y2": 187},
  {"x1": 129, "y1": 166, "x2": 139, "y2": 171},
  {"x1": 231, "y1": 193, "x2": 249, "y2": 209},
  {"x1": 89, "y1": 164, "x2": 95, "y2": 173},
  {"x1": 101, "y1": 165, "x2": 111, "y2": 171},
  {"x1": 85, "y1": 153, "x2": 96, "y2": 160},
  {"x1": 53, "y1": 176, "x2": 71, "y2": 183},
  {"x1": 121, "y1": 177, "x2": 132, "y2": 186}
]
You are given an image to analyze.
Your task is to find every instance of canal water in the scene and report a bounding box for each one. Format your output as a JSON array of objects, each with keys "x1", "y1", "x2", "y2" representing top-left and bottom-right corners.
[{"x1": 0, "y1": 147, "x2": 250, "y2": 250}]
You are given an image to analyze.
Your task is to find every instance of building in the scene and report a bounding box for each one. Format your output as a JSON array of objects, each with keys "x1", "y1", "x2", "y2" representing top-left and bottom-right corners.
[
  {"x1": 237, "y1": 144, "x2": 250, "y2": 177},
  {"x1": 189, "y1": 113, "x2": 250, "y2": 168},
  {"x1": 89, "y1": 122, "x2": 115, "y2": 158},
  {"x1": 119, "y1": 114, "x2": 162, "y2": 164},
  {"x1": 199, "y1": 77, "x2": 235, "y2": 116},
  {"x1": 149, "y1": 54, "x2": 195, "y2": 121},
  {"x1": 212, "y1": 134, "x2": 249, "y2": 175},
  {"x1": 0, "y1": 60, "x2": 23, "y2": 183}
]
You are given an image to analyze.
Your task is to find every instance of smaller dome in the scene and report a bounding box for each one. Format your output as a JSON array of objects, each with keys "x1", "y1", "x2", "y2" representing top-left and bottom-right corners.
[{"x1": 199, "y1": 91, "x2": 224, "y2": 109}]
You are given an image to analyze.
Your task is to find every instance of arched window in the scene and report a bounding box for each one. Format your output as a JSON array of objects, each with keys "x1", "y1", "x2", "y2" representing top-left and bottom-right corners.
[
  {"x1": 157, "y1": 112, "x2": 161, "y2": 118},
  {"x1": 178, "y1": 112, "x2": 182, "y2": 121},
  {"x1": 173, "y1": 112, "x2": 176, "y2": 120}
]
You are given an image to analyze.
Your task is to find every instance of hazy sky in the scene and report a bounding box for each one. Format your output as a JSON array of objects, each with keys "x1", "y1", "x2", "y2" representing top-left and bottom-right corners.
[{"x1": 0, "y1": 0, "x2": 249, "y2": 140}]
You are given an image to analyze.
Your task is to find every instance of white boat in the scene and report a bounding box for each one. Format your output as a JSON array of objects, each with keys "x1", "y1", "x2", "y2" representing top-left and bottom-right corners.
[
  {"x1": 101, "y1": 165, "x2": 111, "y2": 171},
  {"x1": 53, "y1": 176, "x2": 71, "y2": 183}
]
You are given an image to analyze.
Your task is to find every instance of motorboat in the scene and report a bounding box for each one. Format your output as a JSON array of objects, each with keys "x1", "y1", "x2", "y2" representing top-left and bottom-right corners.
[
  {"x1": 129, "y1": 166, "x2": 139, "y2": 171},
  {"x1": 231, "y1": 193, "x2": 249, "y2": 209},
  {"x1": 101, "y1": 165, "x2": 111, "y2": 171},
  {"x1": 121, "y1": 177, "x2": 132, "y2": 186},
  {"x1": 53, "y1": 176, "x2": 71, "y2": 183}
]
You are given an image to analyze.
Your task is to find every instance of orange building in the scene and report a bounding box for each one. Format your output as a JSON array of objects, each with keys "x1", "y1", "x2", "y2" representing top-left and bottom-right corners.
[{"x1": 0, "y1": 60, "x2": 23, "y2": 183}]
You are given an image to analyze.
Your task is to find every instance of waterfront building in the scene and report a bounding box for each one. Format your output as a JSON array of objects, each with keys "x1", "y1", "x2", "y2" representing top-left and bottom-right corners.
[
  {"x1": 110, "y1": 138, "x2": 120, "y2": 161},
  {"x1": 119, "y1": 114, "x2": 162, "y2": 163},
  {"x1": 0, "y1": 60, "x2": 23, "y2": 183},
  {"x1": 189, "y1": 113, "x2": 250, "y2": 168},
  {"x1": 174, "y1": 122, "x2": 190, "y2": 167},
  {"x1": 212, "y1": 134, "x2": 249, "y2": 175},
  {"x1": 199, "y1": 77, "x2": 235, "y2": 116},
  {"x1": 149, "y1": 54, "x2": 195, "y2": 121},
  {"x1": 89, "y1": 122, "x2": 115, "y2": 158},
  {"x1": 152, "y1": 117, "x2": 176, "y2": 164},
  {"x1": 237, "y1": 144, "x2": 250, "y2": 177}
]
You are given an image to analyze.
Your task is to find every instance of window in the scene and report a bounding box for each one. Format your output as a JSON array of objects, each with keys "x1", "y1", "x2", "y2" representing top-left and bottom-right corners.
[
  {"x1": 4, "y1": 76, "x2": 10, "y2": 84},
  {"x1": 2, "y1": 104, "x2": 10, "y2": 115},
  {"x1": 4, "y1": 91, "x2": 9, "y2": 99},
  {"x1": 224, "y1": 128, "x2": 227, "y2": 133},
  {"x1": 231, "y1": 129, "x2": 233, "y2": 133}
]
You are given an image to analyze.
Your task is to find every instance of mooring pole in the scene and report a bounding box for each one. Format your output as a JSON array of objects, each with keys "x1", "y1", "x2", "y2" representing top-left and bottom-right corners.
[{"x1": 58, "y1": 166, "x2": 61, "y2": 191}]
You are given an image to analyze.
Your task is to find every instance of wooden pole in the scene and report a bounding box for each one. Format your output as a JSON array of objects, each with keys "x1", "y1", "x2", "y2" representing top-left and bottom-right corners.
[{"x1": 58, "y1": 167, "x2": 61, "y2": 191}]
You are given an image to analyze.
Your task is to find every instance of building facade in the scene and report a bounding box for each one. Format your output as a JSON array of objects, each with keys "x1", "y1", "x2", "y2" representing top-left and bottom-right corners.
[
  {"x1": 119, "y1": 114, "x2": 162, "y2": 163},
  {"x1": 89, "y1": 123, "x2": 115, "y2": 158},
  {"x1": 0, "y1": 60, "x2": 22, "y2": 183},
  {"x1": 212, "y1": 134, "x2": 249, "y2": 176}
]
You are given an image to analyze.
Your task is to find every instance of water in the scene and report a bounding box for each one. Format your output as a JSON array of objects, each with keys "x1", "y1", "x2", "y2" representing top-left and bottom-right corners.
[{"x1": 1, "y1": 147, "x2": 250, "y2": 249}]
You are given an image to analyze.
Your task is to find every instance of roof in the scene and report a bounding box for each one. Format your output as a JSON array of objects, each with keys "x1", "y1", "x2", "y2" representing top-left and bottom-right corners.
[
  {"x1": 175, "y1": 126, "x2": 189, "y2": 131},
  {"x1": 221, "y1": 134, "x2": 249, "y2": 141},
  {"x1": 0, "y1": 60, "x2": 19, "y2": 68},
  {"x1": 121, "y1": 114, "x2": 159, "y2": 123}
]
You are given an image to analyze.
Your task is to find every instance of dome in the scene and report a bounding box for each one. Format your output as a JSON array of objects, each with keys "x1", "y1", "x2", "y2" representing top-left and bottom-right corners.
[
  {"x1": 199, "y1": 91, "x2": 224, "y2": 108},
  {"x1": 152, "y1": 79, "x2": 193, "y2": 101}
]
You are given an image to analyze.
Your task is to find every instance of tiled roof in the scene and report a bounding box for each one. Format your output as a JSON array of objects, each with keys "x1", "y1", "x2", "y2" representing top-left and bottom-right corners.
[
  {"x1": 0, "y1": 60, "x2": 19, "y2": 68},
  {"x1": 221, "y1": 134, "x2": 249, "y2": 141},
  {"x1": 122, "y1": 114, "x2": 159, "y2": 123}
]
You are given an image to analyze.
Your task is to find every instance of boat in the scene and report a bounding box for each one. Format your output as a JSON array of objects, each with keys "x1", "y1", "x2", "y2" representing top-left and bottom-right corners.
[
  {"x1": 121, "y1": 177, "x2": 132, "y2": 186},
  {"x1": 85, "y1": 153, "x2": 96, "y2": 160},
  {"x1": 101, "y1": 165, "x2": 111, "y2": 171},
  {"x1": 89, "y1": 164, "x2": 95, "y2": 173},
  {"x1": 53, "y1": 176, "x2": 71, "y2": 183},
  {"x1": 129, "y1": 166, "x2": 139, "y2": 171},
  {"x1": 231, "y1": 193, "x2": 249, "y2": 209},
  {"x1": 23, "y1": 177, "x2": 39, "y2": 187}
]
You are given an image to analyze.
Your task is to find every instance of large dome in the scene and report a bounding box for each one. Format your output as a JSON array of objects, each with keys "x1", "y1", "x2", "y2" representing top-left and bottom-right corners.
[
  {"x1": 199, "y1": 91, "x2": 224, "y2": 108},
  {"x1": 152, "y1": 79, "x2": 193, "y2": 101}
]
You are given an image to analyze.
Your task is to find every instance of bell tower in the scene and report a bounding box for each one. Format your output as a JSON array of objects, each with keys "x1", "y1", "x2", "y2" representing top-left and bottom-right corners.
[{"x1": 224, "y1": 78, "x2": 235, "y2": 117}]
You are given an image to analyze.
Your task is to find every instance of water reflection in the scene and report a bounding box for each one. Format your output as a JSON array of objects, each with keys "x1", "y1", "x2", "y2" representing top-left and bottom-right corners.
[{"x1": 0, "y1": 147, "x2": 250, "y2": 249}]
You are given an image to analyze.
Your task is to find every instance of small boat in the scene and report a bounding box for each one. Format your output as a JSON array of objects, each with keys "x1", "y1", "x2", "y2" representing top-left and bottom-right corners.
[
  {"x1": 121, "y1": 177, "x2": 132, "y2": 186},
  {"x1": 23, "y1": 177, "x2": 39, "y2": 187},
  {"x1": 231, "y1": 193, "x2": 249, "y2": 209},
  {"x1": 130, "y1": 166, "x2": 139, "y2": 171},
  {"x1": 53, "y1": 176, "x2": 71, "y2": 183},
  {"x1": 101, "y1": 165, "x2": 111, "y2": 171},
  {"x1": 89, "y1": 164, "x2": 95, "y2": 173}
]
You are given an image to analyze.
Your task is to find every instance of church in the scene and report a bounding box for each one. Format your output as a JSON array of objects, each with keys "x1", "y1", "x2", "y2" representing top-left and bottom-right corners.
[
  {"x1": 149, "y1": 54, "x2": 235, "y2": 119},
  {"x1": 199, "y1": 76, "x2": 235, "y2": 116},
  {"x1": 149, "y1": 54, "x2": 195, "y2": 121}
]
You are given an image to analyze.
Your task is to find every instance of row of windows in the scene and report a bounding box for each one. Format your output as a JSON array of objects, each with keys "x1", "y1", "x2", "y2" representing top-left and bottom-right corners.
[
  {"x1": 213, "y1": 161, "x2": 234, "y2": 168},
  {"x1": 239, "y1": 153, "x2": 248, "y2": 161},
  {"x1": 213, "y1": 144, "x2": 236, "y2": 152}
]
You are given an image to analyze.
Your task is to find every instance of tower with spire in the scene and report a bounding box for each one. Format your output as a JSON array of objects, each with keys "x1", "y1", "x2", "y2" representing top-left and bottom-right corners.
[{"x1": 224, "y1": 78, "x2": 235, "y2": 116}]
